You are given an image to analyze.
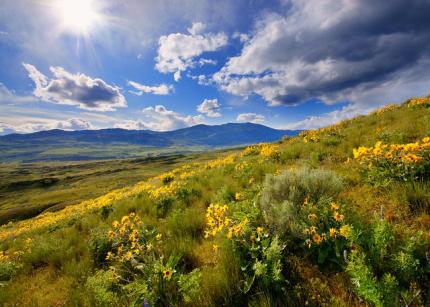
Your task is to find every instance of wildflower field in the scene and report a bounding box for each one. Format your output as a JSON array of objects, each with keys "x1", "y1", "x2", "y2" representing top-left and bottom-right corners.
[{"x1": 1, "y1": 95, "x2": 430, "y2": 306}]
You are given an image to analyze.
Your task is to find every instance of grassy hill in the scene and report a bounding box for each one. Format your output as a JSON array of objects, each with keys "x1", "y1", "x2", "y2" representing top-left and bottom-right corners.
[{"x1": 0, "y1": 96, "x2": 429, "y2": 306}]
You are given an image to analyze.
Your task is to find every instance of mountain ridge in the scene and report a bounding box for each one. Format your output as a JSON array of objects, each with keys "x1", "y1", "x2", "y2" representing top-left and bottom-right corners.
[{"x1": 0, "y1": 122, "x2": 300, "y2": 147}]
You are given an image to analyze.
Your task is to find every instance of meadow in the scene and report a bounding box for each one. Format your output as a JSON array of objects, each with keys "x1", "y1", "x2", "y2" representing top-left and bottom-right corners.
[
  {"x1": 0, "y1": 152, "x2": 229, "y2": 225},
  {"x1": 0, "y1": 96, "x2": 429, "y2": 306},
  {"x1": 0, "y1": 143, "x2": 209, "y2": 163}
]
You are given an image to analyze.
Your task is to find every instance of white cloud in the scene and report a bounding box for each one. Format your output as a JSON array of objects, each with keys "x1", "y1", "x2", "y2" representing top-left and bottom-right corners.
[
  {"x1": 114, "y1": 120, "x2": 149, "y2": 130},
  {"x1": 196, "y1": 98, "x2": 221, "y2": 117},
  {"x1": 281, "y1": 104, "x2": 370, "y2": 130},
  {"x1": 174, "y1": 71, "x2": 181, "y2": 82},
  {"x1": 0, "y1": 118, "x2": 93, "y2": 135},
  {"x1": 236, "y1": 113, "x2": 265, "y2": 124},
  {"x1": 232, "y1": 31, "x2": 249, "y2": 43},
  {"x1": 22, "y1": 63, "x2": 127, "y2": 111},
  {"x1": 137, "y1": 105, "x2": 204, "y2": 131},
  {"x1": 0, "y1": 82, "x2": 35, "y2": 104},
  {"x1": 155, "y1": 22, "x2": 228, "y2": 81},
  {"x1": 187, "y1": 22, "x2": 206, "y2": 35},
  {"x1": 198, "y1": 58, "x2": 217, "y2": 66},
  {"x1": 128, "y1": 80, "x2": 174, "y2": 95}
]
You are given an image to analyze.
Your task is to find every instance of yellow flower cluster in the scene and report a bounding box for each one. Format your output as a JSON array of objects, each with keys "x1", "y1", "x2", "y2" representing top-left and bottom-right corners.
[
  {"x1": 148, "y1": 181, "x2": 183, "y2": 202},
  {"x1": 303, "y1": 202, "x2": 350, "y2": 248},
  {"x1": 240, "y1": 143, "x2": 280, "y2": 160},
  {"x1": 240, "y1": 145, "x2": 260, "y2": 157},
  {"x1": 300, "y1": 120, "x2": 347, "y2": 144},
  {"x1": 300, "y1": 130, "x2": 319, "y2": 143},
  {"x1": 371, "y1": 104, "x2": 401, "y2": 116},
  {"x1": 408, "y1": 96, "x2": 430, "y2": 107},
  {"x1": 259, "y1": 143, "x2": 280, "y2": 160},
  {"x1": 203, "y1": 203, "x2": 250, "y2": 242},
  {"x1": 106, "y1": 213, "x2": 150, "y2": 263},
  {"x1": 353, "y1": 138, "x2": 430, "y2": 164},
  {"x1": 226, "y1": 217, "x2": 249, "y2": 239},
  {"x1": 205, "y1": 153, "x2": 238, "y2": 169},
  {"x1": 204, "y1": 204, "x2": 230, "y2": 238}
]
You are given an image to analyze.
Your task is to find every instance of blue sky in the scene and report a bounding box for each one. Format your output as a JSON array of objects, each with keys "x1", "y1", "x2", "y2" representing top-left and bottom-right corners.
[{"x1": 1, "y1": 0, "x2": 430, "y2": 135}]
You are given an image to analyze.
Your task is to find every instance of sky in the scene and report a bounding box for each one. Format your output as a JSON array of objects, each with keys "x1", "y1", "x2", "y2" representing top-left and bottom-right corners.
[{"x1": 1, "y1": 0, "x2": 430, "y2": 135}]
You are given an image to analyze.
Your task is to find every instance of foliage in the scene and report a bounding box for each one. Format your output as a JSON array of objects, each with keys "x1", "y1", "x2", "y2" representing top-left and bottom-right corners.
[
  {"x1": 346, "y1": 219, "x2": 426, "y2": 306},
  {"x1": 178, "y1": 268, "x2": 203, "y2": 304},
  {"x1": 89, "y1": 229, "x2": 112, "y2": 268},
  {"x1": 259, "y1": 167, "x2": 344, "y2": 236},
  {"x1": 85, "y1": 270, "x2": 120, "y2": 306},
  {"x1": 353, "y1": 137, "x2": 430, "y2": 184}
]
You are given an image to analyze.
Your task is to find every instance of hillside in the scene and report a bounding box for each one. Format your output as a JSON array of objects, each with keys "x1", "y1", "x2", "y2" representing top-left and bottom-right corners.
[
  {"x1": 0, "y1": 123, "x2": 299, "y2": 162},
  {"x1": 0, "y1": 97, "x2": 429, "y2": 306}
]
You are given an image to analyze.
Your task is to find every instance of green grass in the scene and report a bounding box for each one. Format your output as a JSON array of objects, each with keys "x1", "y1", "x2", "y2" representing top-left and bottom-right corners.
[
  {"x1": 0, "y1": 101, "x2": 429, "y2": 306},
  {"x1": 0, "y1": 151, "x2": 232, "y2": 224}
]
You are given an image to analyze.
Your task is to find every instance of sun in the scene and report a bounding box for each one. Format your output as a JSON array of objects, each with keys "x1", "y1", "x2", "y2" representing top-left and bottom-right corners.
[{"x1": 55, "y1": 0, "x2": 100, "y2": 34}]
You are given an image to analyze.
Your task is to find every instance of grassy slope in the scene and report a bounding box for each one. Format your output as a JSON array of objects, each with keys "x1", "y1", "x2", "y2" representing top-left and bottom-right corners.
[
  {"x1": 0, "y1": 102, "x2": 429, "y2": 305},
  {"x1": 0, "y1": 151, "x2": 232, "y2": 225}
]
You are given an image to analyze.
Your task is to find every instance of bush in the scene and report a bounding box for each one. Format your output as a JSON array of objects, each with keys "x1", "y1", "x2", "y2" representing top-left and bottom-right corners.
[
  {"x1": 89, "y1": 229, "x2": 112, "y2": 268},
  {"x1": 346, "y1": 219, "x2": 426, "y2": 306},
  {"x1": 178, "y1": 268, "x2": 203, "y2": 304},
  {"x1": 85, "y1": 270, "x2": 119, "y2": 306},
  {"x1": 0, "y1": 260, "x2": 21, "y2": 281},
  {"x1": 259, "y1": 167, "x2": 344, "y2": 236},
  {"x1": 100, "y1": 206, "x2": 113, "y2": 220}
]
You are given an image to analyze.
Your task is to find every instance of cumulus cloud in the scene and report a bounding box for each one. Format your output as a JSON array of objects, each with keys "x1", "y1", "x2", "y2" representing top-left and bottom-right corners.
[
  {"x1": 155, "y1": 22, "x2": 228, "y2": 81},
  {"x1": 196, "y1": 98, "x2": 221, "y2": 117},
  {"x1": 236, "y1": 113, "x2": 265, "y2": 124},
  {"x1": 22, "y1": 63, "x2": 127, "y2": 111},
  {"x1": 232, "y1": 31, "x2": 249, "y2": 43},
  {"x1": 128, "y1": 80, "x2": 174, "y2": 95},
  {"x1": 114, "y1": 120, "x2": 149, "y2": 130},
  {"x1": 0, "y1": 118, "x2": 93, "y2": 135},
  {"x1": 125, "y1": 105, "x2": 204, "y2": 131},
  {"x1": 213, "y1": 0, "x2": 430, "y2": 107}
]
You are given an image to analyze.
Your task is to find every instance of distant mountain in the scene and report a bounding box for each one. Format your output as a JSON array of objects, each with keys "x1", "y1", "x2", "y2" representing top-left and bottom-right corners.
[{"x1": 0, "y1": 123, "x2": 300, "y2": 148}]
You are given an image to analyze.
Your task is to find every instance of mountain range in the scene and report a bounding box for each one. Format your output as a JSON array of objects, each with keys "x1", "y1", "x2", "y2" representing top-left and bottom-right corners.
[{"x1": 0, "y1": 123, "x2": 300, "y2": 162}]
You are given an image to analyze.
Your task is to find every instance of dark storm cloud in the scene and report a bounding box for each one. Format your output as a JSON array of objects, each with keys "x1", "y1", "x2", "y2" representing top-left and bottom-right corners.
[{"x1": 214, "y1": 0, "x2": 430, "y2": 106}]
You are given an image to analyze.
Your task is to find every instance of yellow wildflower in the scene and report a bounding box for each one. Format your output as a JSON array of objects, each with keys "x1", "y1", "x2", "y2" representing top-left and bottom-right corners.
[
  {"x1": 333, "y1": 211, "x2": 344, "y2": 222},
  {"x1": 106, "y1": 251, "x2": 113, "y2": 261},
  {"x1": 330, "y1": 202, "x2": 340, "y2": 211},
  {"x1": 256, "y1": 227, "x2": 264, "y2": 235},
  {"x1": 339, "y1": 225, "x2": 351, "y2": 238},
  {"x1": 163, "y1": 269, "x2": 173, "y2": 280},
  {"x1": 235, "y1": 192, "x2": 242, "y2": 201},
  {"x1": 313, "y1": 234, "x2": 322, "y2": 245},
  {"x1": 124, "y1": 251, "x2": 133, "y2": 261}
]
